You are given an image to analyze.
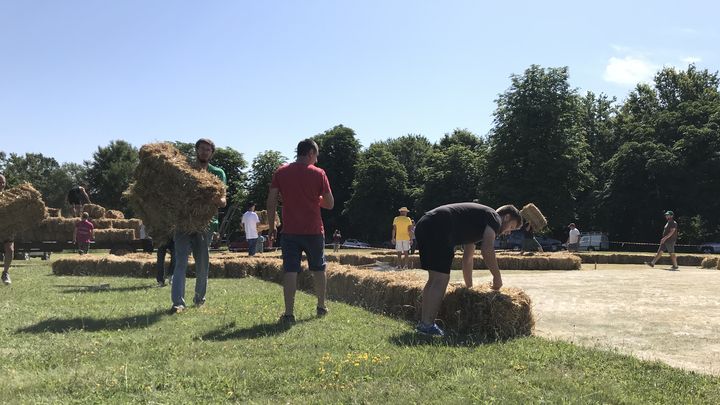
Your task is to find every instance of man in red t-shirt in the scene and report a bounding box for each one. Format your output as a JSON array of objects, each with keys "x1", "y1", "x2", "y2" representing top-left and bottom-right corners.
[
  {"x1": 267, "y1": 139, "x2": 334, "y2": 324},
  {"x1": 73, "y1": 212, "x2": 95, "y2": 255}
]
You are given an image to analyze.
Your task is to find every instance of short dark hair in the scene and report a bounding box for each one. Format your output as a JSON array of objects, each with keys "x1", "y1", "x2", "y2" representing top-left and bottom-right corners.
[
  {"x1": 81, "y1": 212, "x2": 89, "y2": 219},
  {"x1": 496, "y1": 204, "x2": 523, "y2": 225},
  {"x1": 246, "y1": 201, "x2": 256, "y2": 210},
  {"x1": 296, "y1": 139, "x2": 319, "y2": 157},
  {"x1": 195, "y1": 138, "x2": 216, "y2": 152}
]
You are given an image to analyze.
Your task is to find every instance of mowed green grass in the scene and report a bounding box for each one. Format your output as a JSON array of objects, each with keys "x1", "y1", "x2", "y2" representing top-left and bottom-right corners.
[{"x1": 1, "y1": 257, "x2": 719, "y2": 404}]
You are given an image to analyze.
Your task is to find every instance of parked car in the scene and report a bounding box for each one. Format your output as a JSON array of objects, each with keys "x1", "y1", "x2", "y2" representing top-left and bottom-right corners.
[
  {"x1": 341, "y1": 239, "x2": 370, "y2": 248},
  {"x1": 535, "y1": 236, "x2": 564, "y2": 252},
  {"x1": 579, "y1": 233, "x2": 610, "y2": 251},
  {"x1": 699, "y1": 242, "x2": 720, "y2": 254},
  {"x1": 494, "y1": 231, "x2": 563, "y2": 251}
]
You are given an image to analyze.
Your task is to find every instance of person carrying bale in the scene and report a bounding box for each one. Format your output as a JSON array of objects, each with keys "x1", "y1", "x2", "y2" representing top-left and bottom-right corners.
[
  {"x1": 391, "y1": 207, "x2": 414, "y2": 269},
  {"x1": 413, "y1": 202, "x2": 523, "y2": 336},
  {"x1": 1, "y1": 174, "x2": 13, "y2": 285},
  {"x1": 645, "y1": 210, "x2": 679, "y2": 270},
  {"x1": 67, "y1": 184, "x2": 91, "y2": 217},
  {"x1": 170, "y1": 138, "x2": 227, "y2": 313},
  {"x1": 73, "y1": 212, "x2": 95, "y2": 254},
  {"x1": 520, "y1": 222, "x2": 543, "y2": 254},
  {"x1": 267, "y1": 139, "x2": 334, "y2": 324}
]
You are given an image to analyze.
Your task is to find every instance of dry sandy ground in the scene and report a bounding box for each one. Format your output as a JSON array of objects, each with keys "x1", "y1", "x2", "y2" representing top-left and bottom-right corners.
[{"x1": 408, "y1": 264, "x2": 720, "y2": 375}]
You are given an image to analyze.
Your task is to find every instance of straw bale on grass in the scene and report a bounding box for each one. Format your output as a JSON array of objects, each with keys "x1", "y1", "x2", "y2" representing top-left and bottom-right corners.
[
  {"x1": 700, "y1": 257, "x2": 718, "y2": 269},
  {"x1": 82, "y1": 204, "x2": 106, "y2": 219},
  {"x1": 125, "y1": 143, "x2": 225, "y2": 240},
  {"x1": 105, "y1": 210, "x2": 125, "y2": 219},
  {"x1": 52, "y1": 256, "x2": 100, "y2": 276},
  {"x1": 0, "y1": 182, "x2": 47, "y2": 240},
  {"x1": 520, "y1": 203, "x2": 547, "y2": 231},
  {"x1": 93, "y1": 229, "x2": 135, "y2": 243}
]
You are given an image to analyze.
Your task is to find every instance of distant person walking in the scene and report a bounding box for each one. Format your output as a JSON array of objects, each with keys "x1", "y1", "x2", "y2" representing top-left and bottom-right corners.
[
  {"x1": 73, "y1": 212, "x2": 94, "y2": 254},
  {"x1": 567, "y1": 223, "x2": 581, "y2": 252},
  {"x1": 1, "y1": 174, "x2": 14, "y2": 285},
  {"x1": 267, "y1": 139, "x2": 334, "y2": 324},
  {"x1": 332, "y1": 229, "x2": 342, "y2": 252},
  {"x1": 170, "y1": 138, "x2": 227, "y2": 314},
  {"x1": 241, "y1": 202, "x2": 261, "y2": 256},
  {"x1": 413, "y1": 203, "x2": 523, "y2": 336},
  {"x1": 67, "y1": 185, "x2": 91, "y2": 217},
  {"x1": 645, "y1": 211, "x2": 679, "y2": 270},
  {"x1": 392, "y1": 207, "x2": 413, "y2": 269}
]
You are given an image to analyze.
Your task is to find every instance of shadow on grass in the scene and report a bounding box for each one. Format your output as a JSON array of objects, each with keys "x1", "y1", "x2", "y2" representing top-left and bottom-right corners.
[
  {"x1": 200, "y1": 319, "x2": 313, "y2": 341},
  {"x1": 389, "y1": 330, "x2": 493, "y2": 348},
  {"x1": 54, "y1": 284, "x2": 156, "y2": 294},
  {"x1": 16, "y1": 309, "x2": 168, "y2": 334}
]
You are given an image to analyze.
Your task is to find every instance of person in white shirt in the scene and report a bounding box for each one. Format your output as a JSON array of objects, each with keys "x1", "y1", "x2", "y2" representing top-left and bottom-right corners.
[
  {"x1": 241, "y1": 202, "x2": 261, "y2": 256},
  {"x1": 567, "y1": 223, "x2": 581, "y2": 252}
]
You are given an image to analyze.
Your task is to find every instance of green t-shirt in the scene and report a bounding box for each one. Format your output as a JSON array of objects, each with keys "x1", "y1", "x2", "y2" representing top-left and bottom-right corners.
[{"x1": 207, "y1": 163, "x2": 227, "y2": 232}]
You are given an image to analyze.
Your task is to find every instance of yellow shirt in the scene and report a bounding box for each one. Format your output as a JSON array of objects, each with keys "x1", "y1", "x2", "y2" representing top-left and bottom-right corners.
[{"x1": 393, "y1": 216, "x2": 413, "y2": 241}]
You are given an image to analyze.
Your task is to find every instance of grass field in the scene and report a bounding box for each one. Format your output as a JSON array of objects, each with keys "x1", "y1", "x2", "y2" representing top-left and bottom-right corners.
[{"x1": 1, "y1": 255, "x2": 719, "y2": 403}]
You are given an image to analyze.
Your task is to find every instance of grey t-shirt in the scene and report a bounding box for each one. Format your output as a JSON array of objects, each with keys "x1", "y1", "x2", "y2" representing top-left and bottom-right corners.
[{"x1": 663, "y1": 220, "x2": 678, "y2": 243}]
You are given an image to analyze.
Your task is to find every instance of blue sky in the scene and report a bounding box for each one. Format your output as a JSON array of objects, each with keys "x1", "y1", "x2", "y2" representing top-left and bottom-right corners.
[{"x1": 1, "y1": 0, "x2": 717, "y2": 165}]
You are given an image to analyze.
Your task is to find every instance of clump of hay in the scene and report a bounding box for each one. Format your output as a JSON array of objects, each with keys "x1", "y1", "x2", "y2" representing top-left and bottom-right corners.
[
  {"x1": 93, "y1": 229, "x2": 135, "y2": 243},
  {"x1": 576, "y1": 253, "x2": 704, "y2": 267},
  {"x1": 700, "y1": 257, "x2": 718, "y2": 269},
  {"x1": 520, "y1": 203, "x2": 547, "y2": 231},
  {"x1": 82, "y1": 203, "x2": 106, "y2": 219},
  {"x1": 256, "y1": 210, "x2": 281, "y2": 231},
  {"x1": 0, "y1": 182, "x2": 47, "y2": 240},
  {"x1": 125, "y1": 143, "x2": 225, "y2": 240},
  {"x1": 46, "y1": 207, "x2": 62, "y2": 218},
  {"x1": 439, "y1": 284, "x2": 534, "y2": 340},
  {"x1": 105, "y1": 210, "x2": 125, "y2": 219}
]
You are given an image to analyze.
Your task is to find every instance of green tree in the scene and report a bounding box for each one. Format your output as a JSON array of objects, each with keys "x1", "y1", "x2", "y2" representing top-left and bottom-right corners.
[
  {"x1": 418, "y1": 144, "x2": 485, "y2": 213},
  {"x1": 381, "y1": 134, "x2": 434, "y2": 203},
  {"x1": 438, "y1": 128, "x2": 487, "y2": 152},
  {"x1": 313, "y1": 125, "x2": 362, "y2": 236},
  {"x1": 344, "y1": 144, "x2": 408, "y2": 242},
  {"x1": 485, "y1": 65, "x2": 593, "y2": 230},
  {"x1": 85, "y1": 140, "x2": 139, "y2": 211},
  {"x1": 246, "y1": 150, "x2": 287, "y2": 211}
]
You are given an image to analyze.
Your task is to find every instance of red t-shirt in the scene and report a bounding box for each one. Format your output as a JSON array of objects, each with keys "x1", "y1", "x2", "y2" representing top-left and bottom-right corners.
[
  {"x1": 75, "y1": 220, "x2": 94, "y2": 243},
  {"x1": 270, "y1": 162, "x2": 331, "y2": 235}
]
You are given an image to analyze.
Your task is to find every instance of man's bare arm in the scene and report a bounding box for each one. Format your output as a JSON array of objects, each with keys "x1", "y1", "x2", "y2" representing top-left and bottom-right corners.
[
  {"x1": 266, "y1": 187, "x2": 280, "y2": 247},
  {"x1": 480, "y1": 225, "x2": 502, "y2": 290},
  {"x1": 319, "y1": 191, "x2": 334, "y2": 210},
  {"x1": 462, "y1": 243, "x2": 476, "y2": 287}
]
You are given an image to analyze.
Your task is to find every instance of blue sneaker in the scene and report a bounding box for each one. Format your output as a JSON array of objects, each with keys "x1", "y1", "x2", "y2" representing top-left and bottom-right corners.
[{"x1": 416, "y1": 323, "x2": 445, "y2": 337}]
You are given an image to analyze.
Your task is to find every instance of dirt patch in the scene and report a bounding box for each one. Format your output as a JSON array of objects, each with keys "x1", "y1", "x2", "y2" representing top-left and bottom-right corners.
[{"x1": 425, "y1": 264, "x2": 720, "y2": 375}]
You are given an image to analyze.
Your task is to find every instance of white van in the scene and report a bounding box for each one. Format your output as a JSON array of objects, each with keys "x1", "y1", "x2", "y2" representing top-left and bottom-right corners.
[{"x1": 579, "y1": 233, "x2": 610, "y2": 251}]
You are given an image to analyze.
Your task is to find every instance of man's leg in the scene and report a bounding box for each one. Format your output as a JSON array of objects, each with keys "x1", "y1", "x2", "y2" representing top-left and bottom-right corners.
[
  {"x1": 156, "y1": 244, "x2": 167, "y2": 284},
  {"x1": 283, "y1": 272, "x2": 298, "y2": 316},
  {"x1": 247, "y1": 238, "x2": 257, "y2": 257},
  {"x1": 171, "y1": 232, "x2": 192, "y2": 308},
  {"x1": 668, "y1": 243, "x2": 678, "y2": 269},
  {"x1": 3, "y1": 242, "x2": 13, "y2": 284},
  {"x1": 421, "y1": 271, "x2": 451, "y2": 326},
  {"x1": 281, "y1": 235, "x2": 302, "y2": 317},
  {"x1": 650, "y1": 245, "x2": 664, "y2": 265},
  {"x1": 305, "y1": 235, "x2": 328, "y2": 310},
  {"x1": 192, "y1": 232, "x2": 211, "y2": 306}
]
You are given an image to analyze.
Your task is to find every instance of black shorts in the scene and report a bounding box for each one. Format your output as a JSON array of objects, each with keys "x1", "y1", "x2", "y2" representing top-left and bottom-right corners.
[{"x1": 415, "y1": 214, "x2": 455, "y2": 274}]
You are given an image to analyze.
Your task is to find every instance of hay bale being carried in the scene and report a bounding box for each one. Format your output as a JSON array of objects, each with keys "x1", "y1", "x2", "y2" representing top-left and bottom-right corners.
[
  {"x1": 0, "y1": 183, "x2": 47, "y2": 240},
  {"x1": 256, "y1": 210, "x2": 281, "y2": 232},
  {"x1": 105, "y1": 210, "x2": 125, "y2": 219},
  {"x1": 125, "y1": 143, "x2": 225, "y2": 241},
  {"x1": 520, "y1": 203, "x2": 547, "y2": 231},
  {"x1": 83, "y1": 203, "x2": 106, "y2": 219},
  {"x1": 93, "y1": 229, "x2": 135, "y2": 243},
  {"x1": 46, "y1": 207, "x2": 62, "y2": 218}
]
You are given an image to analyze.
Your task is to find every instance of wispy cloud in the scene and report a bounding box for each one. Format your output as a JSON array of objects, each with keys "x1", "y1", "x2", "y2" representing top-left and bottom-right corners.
[
  {"x1": 603, "y1": 56, "x2": 658, "y2": 85},
  {"x1": 681, "y1": 56, "x2": 702, "y2": 64}
]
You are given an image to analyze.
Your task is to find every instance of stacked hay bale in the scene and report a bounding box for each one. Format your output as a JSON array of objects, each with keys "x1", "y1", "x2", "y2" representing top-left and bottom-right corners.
[
  {"x1": 91, "y1": 218, "x2": 114, "y2": 230},
  {"x1": 82, "y1": 203, "x2": 106, "y2": 219},
  {"x1": 112, "y1": 218, "x2": 143, "y2": 239},
  {"x1": 17, "y1": 217, "x2": 77, "y2": 242},
  {"x1": 104, "y1": 210, "x2": 125, "y2": 219},
  {"x1": 46, "y1": 207, "x2": 62, "y2": 218},
  {"x1": 125, "y1": 143, "x2": 225, "y2": 243},
  {"x1": 93, "y1": 229, "x2": 135, "y2": 243},
  {"x1": 0, "y1": 183, "x2": 47, "y2": 241}
]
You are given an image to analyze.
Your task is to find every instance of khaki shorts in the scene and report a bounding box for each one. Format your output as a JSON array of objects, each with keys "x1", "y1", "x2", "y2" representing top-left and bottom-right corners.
[
  {"x1": 395, "y1": 240, "x2": 411, "y2": 252},
  {"x1": 662, "y1": 241, "x2": 676, "y2": 254}
]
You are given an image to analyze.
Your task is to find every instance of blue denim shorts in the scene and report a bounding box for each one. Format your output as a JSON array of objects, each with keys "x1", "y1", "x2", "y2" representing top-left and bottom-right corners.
[{"x1": 281, "y1": 234, "x2": 326, "y2": 272}]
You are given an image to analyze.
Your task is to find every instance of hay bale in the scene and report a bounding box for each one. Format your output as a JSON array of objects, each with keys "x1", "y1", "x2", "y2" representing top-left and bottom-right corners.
[
  {"x1": 46, "y1": 207, "x2": 62, "y2": 218},
  {"x1": 91, "y1": 219, "x2": 114, "y2": 229},
  {"x1": 93, "y1": 229, "x2": 135, "y2": 243},
  {"x1": 256, "y1": 210, "x2": 281, "y2": 231},
  {"x1": 125, "y1": 143, "x2": 225, "y2": 239},
  {"x1": 52, "y1": 256, "x2": 99, "y2": 276},
  {"x1": 439, "y1": 285, "x2": 534, "y2": 340},
  {"x1": 104, "y1": 209, "x2": 125, "y2": 219},
  {"x1": 0, "y1": 182, "x2": 47, "y2": 240},
  {"x1": 112, "y1": 219, "x2": 142, "y2": 239},
  {"x1": 83, "y1": 203, "x2": 106, "y2": 219},
  {"x1": 520, "y1": 203, "x2": 547, "y2": 231},
  {"x1": 19, "y1": 217, "x2": 77, "y2": 241},
  {"x1": 700, "y1": 257, "x2": 719, "y2": 269}
]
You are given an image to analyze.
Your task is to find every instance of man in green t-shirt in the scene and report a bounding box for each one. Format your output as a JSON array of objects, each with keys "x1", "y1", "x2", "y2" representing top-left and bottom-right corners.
[
  {"x1": 170, "y1": 138, "x2": 227, "y2": 313},
  {"x1": 645, "y1": 210, "x2": 679, "y2": 270}
]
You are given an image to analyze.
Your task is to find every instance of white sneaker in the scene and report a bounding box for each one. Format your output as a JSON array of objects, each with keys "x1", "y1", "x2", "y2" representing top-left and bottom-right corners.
[{"x1": 1, "y1": 271, "x2": 10, "y2": 285}]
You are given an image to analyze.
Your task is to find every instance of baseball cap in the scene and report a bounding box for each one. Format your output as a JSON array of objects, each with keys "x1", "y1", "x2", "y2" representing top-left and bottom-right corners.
[
  {"x1": 664, "y1": 210, "x2": 674, "y2": 216},
  {"x1": 568, "y1": 223, "x2": 576, "y2": 228}
]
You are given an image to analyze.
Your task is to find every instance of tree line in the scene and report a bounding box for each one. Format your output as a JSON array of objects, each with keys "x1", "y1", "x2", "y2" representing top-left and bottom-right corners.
[{"x1": 2, "y1": 64, "x2": 719, "y2": 244}]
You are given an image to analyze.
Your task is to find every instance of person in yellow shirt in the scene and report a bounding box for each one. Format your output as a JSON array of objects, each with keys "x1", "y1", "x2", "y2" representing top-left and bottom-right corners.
[{"x1": 392, "y1": 207, "x2": 414, "y2": 269}]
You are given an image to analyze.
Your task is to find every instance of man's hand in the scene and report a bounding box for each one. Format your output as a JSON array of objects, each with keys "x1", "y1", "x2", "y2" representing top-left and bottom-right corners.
[
  {"x1": 492, "y1": 274, "x2": 503, "y2": 290},
  {"x1": 391, "y1": 239, "x2": 396, "y2": 245}
]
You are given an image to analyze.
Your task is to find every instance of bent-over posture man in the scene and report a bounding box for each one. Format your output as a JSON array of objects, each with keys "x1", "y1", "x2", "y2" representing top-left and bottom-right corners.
[
  {"x1": 67, "y1": 185, "x2": 91, "y2": 217},
  {"x1": 170, "y1": 138, "x2": 226, "y2": 313},
  {"x1": 645, "y1": 211, "x2": 679, "y2": 270},
  {"x1": 1, "y1": 174, "x2": 14, "y2": 285},
  {"x1": 414, "y1": 203, "x2": 523, "y2": 336},
  {"x1": 267, "y1": 139, "x2": 334, "y2": 323}
]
